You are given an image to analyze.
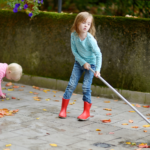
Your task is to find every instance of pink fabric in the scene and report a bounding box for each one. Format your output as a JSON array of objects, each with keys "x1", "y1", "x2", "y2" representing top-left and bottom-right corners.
[{"x1": 0, "y1": 63, "x2": 8, "y2": 96}]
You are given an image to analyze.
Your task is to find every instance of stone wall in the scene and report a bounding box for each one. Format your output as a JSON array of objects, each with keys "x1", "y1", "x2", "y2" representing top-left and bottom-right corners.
[{"x1": 0, "y1": 10, "x2": 150, "y2": 92}]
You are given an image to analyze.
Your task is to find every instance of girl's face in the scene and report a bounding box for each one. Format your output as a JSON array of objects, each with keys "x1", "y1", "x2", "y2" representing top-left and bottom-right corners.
[{"x1": 78, "y1": 17, "x2": 92, "y2": 34}]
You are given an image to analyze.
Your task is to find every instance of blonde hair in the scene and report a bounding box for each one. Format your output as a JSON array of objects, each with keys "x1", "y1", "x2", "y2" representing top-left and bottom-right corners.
[
  {"x1": 7, "y1": 63, "x2": 23, "y2": 81},
  {"x1": 71, "y1": 12, "x2": 96, "y2": 38}
]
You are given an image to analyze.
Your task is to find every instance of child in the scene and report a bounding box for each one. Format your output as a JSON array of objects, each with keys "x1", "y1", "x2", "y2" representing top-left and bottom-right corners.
[
  {"x1": 0, "y1": 63, "x2": 23, "y2": 99},
  {"x1": 59, "y1": 12, "x2": 102, "y2": 121}
]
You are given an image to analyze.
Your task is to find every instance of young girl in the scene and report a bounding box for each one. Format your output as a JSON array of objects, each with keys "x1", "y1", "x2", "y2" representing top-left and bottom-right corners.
[
  {"x1": 59, "y1": 12, "x2": 102, "y2": 121},
  {"x1": 0, "y1": 63, "x2": 23, "y2": 99}
]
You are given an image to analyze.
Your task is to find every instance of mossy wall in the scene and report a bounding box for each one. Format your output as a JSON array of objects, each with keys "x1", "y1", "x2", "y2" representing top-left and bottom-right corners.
[{"x1": 0, "y1": 10, "x2": 150, "y2": 92}]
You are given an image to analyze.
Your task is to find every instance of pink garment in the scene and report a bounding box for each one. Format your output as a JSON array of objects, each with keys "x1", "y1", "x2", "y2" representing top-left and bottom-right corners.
[{"x1": 0, "y1": 63, "x2": 8, "y2": 96}]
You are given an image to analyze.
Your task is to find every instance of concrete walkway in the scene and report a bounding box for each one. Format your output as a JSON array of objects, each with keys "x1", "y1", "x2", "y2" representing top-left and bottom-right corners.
[{"x1": 0, "y1": 81, "x2": 150, "y2": 150}]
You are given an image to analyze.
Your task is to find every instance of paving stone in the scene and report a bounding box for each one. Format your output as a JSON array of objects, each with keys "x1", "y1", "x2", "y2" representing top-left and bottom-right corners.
[{"x1": 0, "y1": 81, "x2": 149, "y2": 150}]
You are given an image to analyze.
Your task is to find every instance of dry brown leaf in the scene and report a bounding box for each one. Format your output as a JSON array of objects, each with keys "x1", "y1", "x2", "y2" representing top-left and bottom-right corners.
[
  {"x1": 13, "y1": 86, "x2": 19, "y2": 88},
  {"x1": 5, "y1": 82, "x2": 12, "y2": 86},
  {"x1": 122, "y1": 123, "x2": 128, "y2": 125},
  {"x1": 101, "y1": 119, "x2": 111, "y2": 123},
  {"x1": 143, "y1": 130, "x2": 147, "y2": 132},
  {"x1": 129, "y1": 120, "x2": 134, "y2": 123},
  {"x1": 96, "y1": 129, "x2": 101, "y2": 131},
  {"x1": 106, "y1": 113, "x2": 112, "y2": 116},
  {"x1": 33, "y1": 92, "x2": 39, "y2": 95},
  {"x1": 131, "y1": 126, "x2": 139, "y2": 128},
  {"x1": 54, "y1": 100, "x2": 59, "y2": 102},
  {"x1": 136, "y1": 104, "x2": 141, "y2": 107},
  {"x1": 98, "y1": 132, "x2": 103, "y2": 135},
  {"x1": 104, "y1": 101, "x2": 110, "y2": 103},
  {"x1": 103, "y1": 108, "x2": 112, "y2": 111},
  {"x1": 129, "y1": 111, "x2": 135, "y2": 113}
]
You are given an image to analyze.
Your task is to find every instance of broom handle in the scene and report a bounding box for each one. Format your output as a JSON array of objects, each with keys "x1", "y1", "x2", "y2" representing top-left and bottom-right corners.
[{"x1": 89, "y1": 67, "x2": 150, "y2": 124}]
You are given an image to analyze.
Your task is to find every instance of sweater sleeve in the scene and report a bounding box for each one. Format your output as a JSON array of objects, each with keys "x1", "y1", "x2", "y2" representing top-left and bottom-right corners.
[
  {"x1": 0, "y1": 73, "x2": 3, "y2": 96},
  {"x1": 90, "y1": 37, "x2": 102, "y2": 72},
  {"x1": 71, "y1": 33, "x2": 86, "y2": 66}
]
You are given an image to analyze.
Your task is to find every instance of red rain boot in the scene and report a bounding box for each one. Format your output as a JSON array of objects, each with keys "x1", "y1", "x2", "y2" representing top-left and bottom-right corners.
[
  {"x1": 59, "y1": 98, "x2": 70, "y2": 118},
  {"x1": 77, "y1": 101, "x2": 92, "y2": 121}
]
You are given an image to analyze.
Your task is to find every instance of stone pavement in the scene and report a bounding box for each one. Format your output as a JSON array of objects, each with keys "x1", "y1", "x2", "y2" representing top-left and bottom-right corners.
[{"x1": 0, "y1": 81, "x2": 150, "y2": 150}]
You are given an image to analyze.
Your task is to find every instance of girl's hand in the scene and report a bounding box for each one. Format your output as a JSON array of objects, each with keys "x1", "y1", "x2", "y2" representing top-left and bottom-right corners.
[
  {"x1": 1, "y1": 93, "x2": 6, "y2": 99},
  {"x1": 83, "y1": 63, "x2": 90, "y2": 70},
  {"x1": 94, "y1": 71, "x2": 100, "y2": 78}
]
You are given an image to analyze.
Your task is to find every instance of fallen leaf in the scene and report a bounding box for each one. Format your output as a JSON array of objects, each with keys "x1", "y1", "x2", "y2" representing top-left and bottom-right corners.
[
  {"x1": 2, "y1": 87, "x2": 6, "y2": 90},
  {"x1": 7, "y1": 89, "x2": 14, "y2": 91},
  {"x1": 131, "y1": 126, "x2": 138, "y2": 128},
  {"x1": 129, "y1": 111, "x2": 135, "y2": 112},
  {"x1": 129, "y1": 120, "x2": 134, "y2": 123},
  {"x1": 21, "y1": 86, "x2": 25, "y2": 87},
  {"x1": 67, "y1": 112, "x2": 70, "y2": 113},
  {"x1": 46, "y1": 98, "x2": 50, "y2": 101},
  {"x1": 53, "y1": 95, "x2": 56, "y2": 97},
  {"x1": 104, "y1": 101, "x2": 110, "y2": 103},
  {"x1": 103, "y1": 108, "x2": 112, "y2": 111},
  {"x1": 143, "y1": 130, "x2": 147, "y2": 132},
  {"x1": 136, "y1": 104, "x2": 141, "y2": 107},
  {"x1": 5, "y1": 144, "x2": 11, "y2": 147},
  {"x1": 69, "y1": 103, "x2": 74, "y2": 105},
  {"x1": 98, "y1": 132, "x2": 103, "y2": 135},
  {"x1": 6, "y1": 98, "x2": 10, "y2": 100},
  {"x1": 73, "y1": 100, "x2": 76, "y2": 102},
  {"x1": 122, "y1": 123, "x2": 128, "y2": 125},
  {"x1": 54, "y1": 100, "x2": 59, "y2": 102},
  {"x1": 12, "y1": 97, "x2": 16, "y2": 99},
  {"x1": 33, "y1": 92, "x2": 38, "y2": 95},
  {"x1": 106, "y1": 113, "x2": 112, "y2": 116},
  {"x1": 143, "y1": 105, "x2": 150, "y2": 108},
  {"x1": 146, "y1": 113, "x2": 150, "y2": 116},
  {"x1": 36, "y1": 118, "x2": 40, "y2": 119},
  {"x1": 96, "y1": 129, "x2": 101, "y2": 131},
  {"x1": 29, "y1": 91, "x2": 33, "y2": 93},
  {"x1": 132, "y1": 104, "x2": 135, "y2": 106},
  {"x1": 114, "y1": 100, "x2": 118, "y2": 101},
  {"x1": 12, "y1": 109, "x2": 19, "y2": 113},
  {"x1": 34, "y1": 98, "x2": 41, "y2": 101},
  {"x1": 13, "y1": 86, "x2": 19, "y2": 88},
  {"x1": 5, "y1": 82, "x2": 12, "y2": 86},
  {"x1": 97, "y1": 97, "x2": 100, "y2": 98},
  {"x1": 126, "y1": 142, "x2": 131, "y2": 144},
  {"x1": 43, "y1": 109, "x2": 47, "y2": 111},
  {"x1": 101, "y1": 119, "x2": 111, "y2": 123},
  {"x1": 50, "y1": 143, "x2": 57, "y2": 147},
  {"x1": 143, "y1": 125, "x2": 150, "y2": 128},
  {"x1": 4, "y1": 149, "x2": 10, "y2": 150}
]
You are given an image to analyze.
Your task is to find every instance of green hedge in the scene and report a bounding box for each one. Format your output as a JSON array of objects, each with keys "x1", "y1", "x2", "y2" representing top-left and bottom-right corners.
[{"x1": 0, "y1": 10, "x2": 150, "y2": 92}]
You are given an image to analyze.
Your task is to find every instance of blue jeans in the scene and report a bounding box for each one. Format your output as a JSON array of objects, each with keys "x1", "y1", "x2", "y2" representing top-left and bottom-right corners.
[{"x1": 63, "y1": 61, "x2": 96, "y2": 103}]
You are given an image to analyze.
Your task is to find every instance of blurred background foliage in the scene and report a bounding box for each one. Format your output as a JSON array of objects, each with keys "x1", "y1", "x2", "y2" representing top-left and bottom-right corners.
[{"x1": 0, "y1": 0, "x2": 150, "y2": 18}]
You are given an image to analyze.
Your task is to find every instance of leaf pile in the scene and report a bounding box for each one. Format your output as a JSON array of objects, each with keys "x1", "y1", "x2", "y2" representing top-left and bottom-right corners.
[{"x1": 0, "y1": 108, "x2": 19, "y2": 118}]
